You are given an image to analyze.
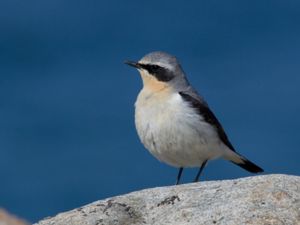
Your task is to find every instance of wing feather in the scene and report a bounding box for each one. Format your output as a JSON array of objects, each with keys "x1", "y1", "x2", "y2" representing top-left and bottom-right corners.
[{"x1": 179, "y1": 91, "x2": 236, "y2": 152}]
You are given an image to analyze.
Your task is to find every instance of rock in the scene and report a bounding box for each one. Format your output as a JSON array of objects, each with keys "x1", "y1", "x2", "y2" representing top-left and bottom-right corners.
[
  {"x1": 35, "y1": 174, "x2": 300, "y2": 225},
  {"x1": 0, "y1": 209, "x2": 29, "y2": 225}
]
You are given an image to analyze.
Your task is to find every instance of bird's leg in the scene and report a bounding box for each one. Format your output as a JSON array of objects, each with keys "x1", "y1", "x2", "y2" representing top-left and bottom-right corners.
[
  {"x1": 176, "y1": 167, "x2": 184, "y2": 185},
  {"x1": 194, "y1": 160, "x2": 208, "y2": 182}
]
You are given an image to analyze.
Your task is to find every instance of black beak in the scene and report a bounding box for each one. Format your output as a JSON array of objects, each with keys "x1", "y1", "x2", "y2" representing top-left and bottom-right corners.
[{"x1": 124, "y1": 60, "x2": 141, "y2": 69}]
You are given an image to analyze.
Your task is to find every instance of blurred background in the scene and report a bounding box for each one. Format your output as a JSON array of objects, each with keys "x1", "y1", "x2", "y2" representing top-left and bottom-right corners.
[{"x1": 0, "y1": 0, "x2": 299, "y2": 222}]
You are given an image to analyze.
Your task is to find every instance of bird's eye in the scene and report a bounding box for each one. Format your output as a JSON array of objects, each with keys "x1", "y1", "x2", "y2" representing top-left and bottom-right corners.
[
  {"x1": 144, "y1": 64, "x2": 174, "y2": 82},
  {"x1": 151, "y1": 65, "x2": 160, "y2": 71}
]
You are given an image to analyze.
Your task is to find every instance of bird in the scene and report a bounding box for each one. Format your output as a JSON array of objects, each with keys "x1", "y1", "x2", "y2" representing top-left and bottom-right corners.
[{"x1": 125, "y1": 51, "x2": 263, "y2": 185}]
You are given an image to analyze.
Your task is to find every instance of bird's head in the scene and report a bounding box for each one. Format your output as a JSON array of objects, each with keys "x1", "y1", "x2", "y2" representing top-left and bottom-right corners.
[{"x1": 125, "y1": 51, "x2": 188, "y2": 92}]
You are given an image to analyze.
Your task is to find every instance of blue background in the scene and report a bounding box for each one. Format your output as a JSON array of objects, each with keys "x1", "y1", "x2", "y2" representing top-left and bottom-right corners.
[{"x1": 1, "y1": 0, "x2": 299, "y2": 222}]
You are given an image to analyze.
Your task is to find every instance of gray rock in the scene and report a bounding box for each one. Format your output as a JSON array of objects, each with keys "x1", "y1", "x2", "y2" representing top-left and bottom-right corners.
[{"x1": 35, "y1": 174, "x2": 300, "y2": 225}]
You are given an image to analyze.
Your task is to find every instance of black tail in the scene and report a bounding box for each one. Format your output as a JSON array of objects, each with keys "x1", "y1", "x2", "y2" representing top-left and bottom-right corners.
[{"x1": 231, "y1": 155, "x2": 264, "y2": 173}]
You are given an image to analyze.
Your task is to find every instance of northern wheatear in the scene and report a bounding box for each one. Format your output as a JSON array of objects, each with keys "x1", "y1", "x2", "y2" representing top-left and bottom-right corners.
[{"x1": 125, "y1": 51, "x2": 263, "y2": 184}]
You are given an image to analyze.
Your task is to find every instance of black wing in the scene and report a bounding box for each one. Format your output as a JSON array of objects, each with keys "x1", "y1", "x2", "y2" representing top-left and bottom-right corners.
[{"x1": 179, "y1": 91, "x2": 236, "y2": 152}]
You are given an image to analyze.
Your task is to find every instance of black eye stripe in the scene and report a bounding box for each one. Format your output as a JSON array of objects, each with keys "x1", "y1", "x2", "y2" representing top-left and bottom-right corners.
[
  {"x1": 140, "y1": 64, "x2": 161, "y2": 73},
  {"x1": 139, "y1": 64, "x2": 174, "y2": 82}
]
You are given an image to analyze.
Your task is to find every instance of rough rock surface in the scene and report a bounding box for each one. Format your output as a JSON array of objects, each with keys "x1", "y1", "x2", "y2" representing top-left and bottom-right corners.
[{"x1": 35, "y1": 174, "x2": 300, "y2": 225}]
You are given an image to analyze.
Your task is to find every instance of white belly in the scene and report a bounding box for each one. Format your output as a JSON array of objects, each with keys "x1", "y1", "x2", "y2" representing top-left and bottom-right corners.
[{"x1": 135, "y1": 90, "x2": 225, "y2": 167}]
